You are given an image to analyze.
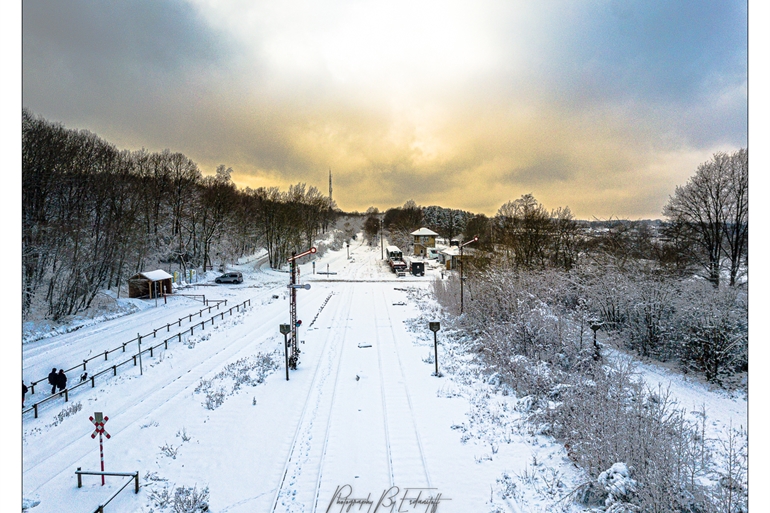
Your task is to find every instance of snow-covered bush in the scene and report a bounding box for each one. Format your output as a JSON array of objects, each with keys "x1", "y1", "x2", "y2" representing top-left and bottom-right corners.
[
  {"x1": 159, "y1": 442, "x2": 179, "y2": 459},
  {"x1": 48, "y1": 401, "x2": 83, "y2": 427},
  {"x1": 149, "y1": 484, "x2": 209, "y2": 513},
  {"x1": 434, "y1": 264, "x2": 743, "y2": 512},
  {"x1": 598, "y1": 463, "x2": 637, "y2": 510},
  {"x1": 194, "y1": 352, "x2": 280, "y2": 409},
  {"x1": 670, "y1": 282, "x2": 747, "y2": 384}
]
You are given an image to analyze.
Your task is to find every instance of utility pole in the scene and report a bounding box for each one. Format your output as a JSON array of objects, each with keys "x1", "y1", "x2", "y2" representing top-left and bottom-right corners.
[
  {"x1": 459, "y1": 236, "x2": 478, "y2": 314},
  {"x1": 380, "y1": 217, "x2": 384, "y2": 260}
]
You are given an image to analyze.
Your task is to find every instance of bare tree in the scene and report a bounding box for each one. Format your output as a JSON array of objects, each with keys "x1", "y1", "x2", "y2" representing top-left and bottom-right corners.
[
  {"x1": 495, "y1": 194, "x2": 552, "y2": 270},
  {"x1": 723, "y1": 149, "x2": 748, "y2": 286},
  {"x1": 663, "y1": 150, "x2": 747, "y2": 287}
]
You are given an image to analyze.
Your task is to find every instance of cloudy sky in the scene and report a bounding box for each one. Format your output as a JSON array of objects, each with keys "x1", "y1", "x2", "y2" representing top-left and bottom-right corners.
[{"x1": 22, "y1": 0, "x2": 747, "y2": 219}]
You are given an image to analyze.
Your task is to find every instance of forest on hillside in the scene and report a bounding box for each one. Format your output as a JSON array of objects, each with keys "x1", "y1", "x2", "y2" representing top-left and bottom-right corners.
[{"x1": 23, "y1": 110, "x2": 337, "y2": 320}]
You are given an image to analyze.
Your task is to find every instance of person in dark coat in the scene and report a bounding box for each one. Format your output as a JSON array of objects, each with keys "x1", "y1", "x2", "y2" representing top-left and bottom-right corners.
[
  {"x1": 56, "y1": 369, "x2": 67, "y2": 393},
  {"x1": 48, "y1": 368, "x2": 58, "y2": 394},
  {"x1": 22, "y1": 381, "x2": 28, "y2": 407}
]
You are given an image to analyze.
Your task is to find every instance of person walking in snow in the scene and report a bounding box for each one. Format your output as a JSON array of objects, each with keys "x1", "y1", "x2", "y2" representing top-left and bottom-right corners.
[
  {"x1": 22, "y1": 381, "x2": 28, "y2": 407},
  {"x1": 48, "y1": 368, "x2": 58, "y2": 394},
  {"x1": 56, "y1": 369, "x2": 67, "y2": 394}
]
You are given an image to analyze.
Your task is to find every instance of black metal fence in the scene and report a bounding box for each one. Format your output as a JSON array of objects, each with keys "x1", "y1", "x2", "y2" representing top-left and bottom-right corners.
[
  {"x1": 26, "y1": 298, "x2": 228, "y2": 395},
  {"x1": 23, "y1": 299, "x2": 250, "y2": 419},
  {"x1": 76, "y1": 468, "x2": 139, "y2": 513}
]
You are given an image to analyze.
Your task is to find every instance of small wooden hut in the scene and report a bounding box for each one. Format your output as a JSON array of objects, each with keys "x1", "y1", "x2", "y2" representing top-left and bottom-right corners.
[{"x1": 128, "y1": 270, "x2": 173, "y2": 299}]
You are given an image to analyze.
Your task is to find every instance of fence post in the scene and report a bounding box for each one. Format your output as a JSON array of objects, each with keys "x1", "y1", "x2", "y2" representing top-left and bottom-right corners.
[
  {"x1": 123, "y1": 343, "x2": 127, "y2": 352},
  {"x1": 113, "y1": 365, "x2": 116, "y2": 376},
  {"x1": 91, "y1": 376, "x2": 95, "y2": 388},
  {"x1": 164, "y1": 339, "x2": 168, "y2": 349},
  {"x1": 33, "y1": 404, "x2": 38, "y2": 418},
  {"x1": 83, "y1": 360, "x2": 87, "y2": 371},
  {"x1": 153, "y1": 329, "x2": 157, "y2": 338},
  {"x1": 104, "y1": 350, "x2": 108, "y2": 361},
  {"x1": 178, "y1": 333, "x2": 181, "y2": 343},
  {"x1": 77, "y1": 468, "x2": 82, "y2": 488},
  {"x1": 134, "y1": 471, "x2": 139, "y2": 493},
  {"x1": 191, "y1": 326, "x2": 194, "y2": 335},
  {"x1": 150, "y1": 346, "x2": 154, "y2": 357},
  {"x1": 30, "y1": 383, "x2": 35, "y2": 395},
  {"x1": 133, "y1": 356, "x2": 137, "y2": 366},
  {"x1": 189, "y1": 314, "x2": 192, "y2": 322},
  {"x1": 64, "y1": 389, "x2": 68, "y2": 402},
  {"x1": 167, "y1": 323, "x2": 170, "y2": 332}
]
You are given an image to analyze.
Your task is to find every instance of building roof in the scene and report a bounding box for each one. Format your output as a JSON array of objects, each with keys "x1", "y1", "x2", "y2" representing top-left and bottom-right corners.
[
  {"x1": 411, "y1": 227, "x2": 438, "y2": 236},
  {"x1": 440, "y1": 247, "x2": 475, "y2": 257},
  {"x1": 135, "y1": 270, "x2": 173, "y2": 281}
]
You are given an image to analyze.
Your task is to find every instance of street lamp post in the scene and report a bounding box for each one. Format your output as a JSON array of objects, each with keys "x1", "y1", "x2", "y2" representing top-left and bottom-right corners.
[
  {"x1": 459, "y1": 236, "x2": 478, "y2": 314},
  {"x1": 279, "y1": 324, "x2": 291, "y2": 380}
]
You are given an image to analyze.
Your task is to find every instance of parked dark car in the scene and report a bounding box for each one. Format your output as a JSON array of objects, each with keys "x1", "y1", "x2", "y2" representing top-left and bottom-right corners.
[{"x1": 215, "y1": 272, "x2": 243, "y2": 284}]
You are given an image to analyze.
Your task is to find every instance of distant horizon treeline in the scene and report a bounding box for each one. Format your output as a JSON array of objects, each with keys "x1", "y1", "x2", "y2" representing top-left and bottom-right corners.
[
  {"x1": 368, "y1": 147, "x2": 747, "y2": 288},
  {"x1": 22, "y1": 110, "x2": 336, "y2": 320}
]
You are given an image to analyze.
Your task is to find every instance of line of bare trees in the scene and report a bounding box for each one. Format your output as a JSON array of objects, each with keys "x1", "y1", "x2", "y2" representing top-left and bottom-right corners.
[{"x1": 22, "y1": 110, "x2": 335, "y2": 321}]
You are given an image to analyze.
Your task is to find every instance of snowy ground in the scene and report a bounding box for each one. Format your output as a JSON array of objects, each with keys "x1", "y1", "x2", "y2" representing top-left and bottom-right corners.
[{"x1": 19, "y1": 237, "x2": 749, "y2": 512}]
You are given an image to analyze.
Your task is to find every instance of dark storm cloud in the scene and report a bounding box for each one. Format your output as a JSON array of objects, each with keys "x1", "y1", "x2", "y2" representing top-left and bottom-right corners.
[{"x1": 23, "y1": 0, "x2": 236, "y2": 138}]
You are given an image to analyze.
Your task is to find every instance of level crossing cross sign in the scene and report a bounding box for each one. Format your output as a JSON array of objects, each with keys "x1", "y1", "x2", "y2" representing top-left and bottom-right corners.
[
  {"x1": 90, "y1": 412, "x2": 111, "y2": 439},
  {"x1": 89, "y1": 412, "x2": 111, "y2": 485}
]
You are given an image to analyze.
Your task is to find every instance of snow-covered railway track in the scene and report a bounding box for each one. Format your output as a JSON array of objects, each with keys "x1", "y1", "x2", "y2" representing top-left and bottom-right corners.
[
  {"x1": 270, "y1": 283, "x2": 353, "y2": 513},
  {"x1": 374, "y1": 286, "x2": 432, "y2": 489}
]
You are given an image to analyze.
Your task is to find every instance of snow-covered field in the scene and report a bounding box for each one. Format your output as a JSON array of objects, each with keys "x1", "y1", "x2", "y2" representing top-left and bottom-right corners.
[{"x1": 20, "y1": 238, "x2": 749, "y2": 512}]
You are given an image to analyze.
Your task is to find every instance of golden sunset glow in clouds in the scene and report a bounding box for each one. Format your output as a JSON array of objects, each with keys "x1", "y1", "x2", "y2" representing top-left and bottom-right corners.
[{"x1": 22, "y1": 0, "x2": 747, "y2": 218}]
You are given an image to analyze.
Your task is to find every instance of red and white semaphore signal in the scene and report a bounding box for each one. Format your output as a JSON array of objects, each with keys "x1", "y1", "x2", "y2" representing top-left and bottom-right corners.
[
  {"x1": 286, "y1": 247, "x2": 316, "y2": 370},
  {"x1": 89, "y1": 412, "x2": 111, "y2": 485}
]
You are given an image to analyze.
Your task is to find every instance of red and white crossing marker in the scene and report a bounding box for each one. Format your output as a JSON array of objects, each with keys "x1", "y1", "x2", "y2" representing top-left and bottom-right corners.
[{"x1": 89, "y1": 412, "x2": 111, "y2": 485}]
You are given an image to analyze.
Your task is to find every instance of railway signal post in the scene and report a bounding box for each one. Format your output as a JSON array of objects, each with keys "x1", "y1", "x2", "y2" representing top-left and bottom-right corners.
[
  {"x1": 429, "y1": 322, "x2": 441, "y2": 376},
  {"x1": 279, "y1": 324, "x2": 291, "y2": 380},
  {"x1": 287, "y1": 248, "x2": 316, "y2": 370},
  {"x1": 89, "y1": 412, "x2": 111, "y2": 485}
]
